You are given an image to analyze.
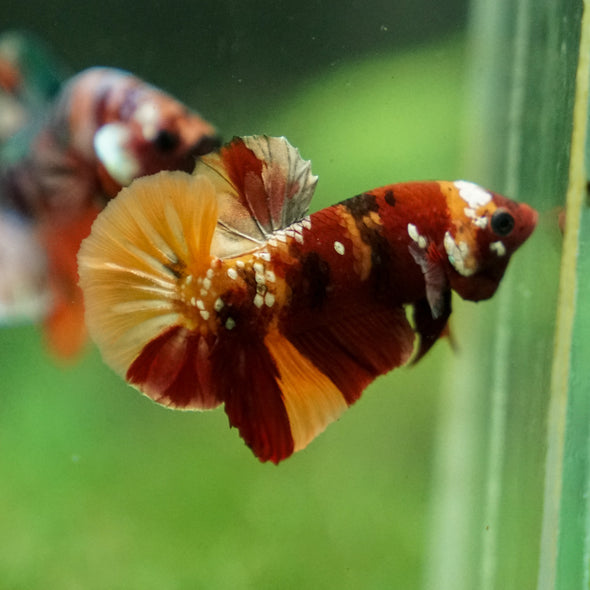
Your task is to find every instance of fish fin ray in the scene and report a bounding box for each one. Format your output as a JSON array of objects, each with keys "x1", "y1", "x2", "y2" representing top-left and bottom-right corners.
[
  {"x1": 409, "y1": 242, "x2": 448, "y2": 318},
  {"x1": 78, "y1": 171, "x2": 218, "y2": 387},
  {"x1": 196, "y1": 135, "x2": 317, "y2": 257},
  {"x1": 211, "y1": 332, "x2": 294, "y2": 463}
]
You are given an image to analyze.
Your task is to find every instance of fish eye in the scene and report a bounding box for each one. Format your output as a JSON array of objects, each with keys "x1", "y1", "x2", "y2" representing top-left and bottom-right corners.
[
  {"x1": 491, "y1": 209, "x2": 515, "y2": 236},
  {"x1": 153, "y1": 129, "x2": 180, "y2": 152}
]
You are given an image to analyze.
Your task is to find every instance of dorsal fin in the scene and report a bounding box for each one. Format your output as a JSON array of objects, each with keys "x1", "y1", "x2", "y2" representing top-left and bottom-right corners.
[{"x1": 195, "y1": 135, "x2": 318, "y2": 257}]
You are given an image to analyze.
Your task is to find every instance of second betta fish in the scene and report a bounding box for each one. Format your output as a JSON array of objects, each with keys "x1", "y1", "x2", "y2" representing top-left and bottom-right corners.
[
  {"x1": 78, "y1": 135, "x2": 537, "y2": 464},
  {"x1": 0, "y1": 32, "x2": 220, "y2": 357}
]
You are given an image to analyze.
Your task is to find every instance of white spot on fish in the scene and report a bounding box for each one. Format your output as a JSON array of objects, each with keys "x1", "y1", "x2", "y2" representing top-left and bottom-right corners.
[
  {"x1": 186, "y1": 275, "x2": 193, "y2": 285},
  {"x1": 206, "y1": 268, "x2": 214, "y2": 279},
  {"x1": 490, "y1": 240, "x2": 507, "y2": 256},
  {"x1": 454, "y1": 180, "x2": 492, "y2": 208},
  {"x1": 225, "y1": 317, "x2": 236, "y2": 330},
  {"x1": 203, "y1": 277, "x2": 212, "y2": 290},
  {"x1": 93, "y1": 123, "x2": 140, "y2": 185},
  {"x1": 253, "y1": 293, "x2": 264, "y2": 308},
  {"x1": 199, "y1": 310, "x2": 210, "y2": 321},
  {"x1": 214, "y1": 297, "x2": 224, "y2": 312},
  {"x1": 264, "y1": 292, "x2": 275, "y2": 307},
  {"x1": 196, "y1": 299, "x2": 205, "y2": 310},
  {"x1": 190, "y1": 297, "x2": 197, "y2": 306},
  {"x1": 200, "y1": 289, "x2": 208, "y2": 297},
  {"x1": 334, "y1": 241, "x2": 345, "y2": 255},
  {"x1": 408, "y1": 223, "x2": 427, "y2": 249},
  {"x1": 290, "y1": 223, "x2": 305, "y2": 244},
  {"x1": 253, "y1": 262, "x2": 264, "y2": 274},
  {"x1": 258, "y1": 251, "x2": 271, "y2": 262},
  {"x1": 444, "y1": 231, "x2": 474, "y2": 277},
  {"x1": 265, "y1": 270, "x2": 276, "y2": 283},
  {"x1": 236, "y1": 260, "x2": 245, "y2": 269},
  {"x1": 227, "y1": 268, "x2": 238, "y2": 280},
  {"x1": 133, "y1": 102, "x2": 160, "y2": 141}
]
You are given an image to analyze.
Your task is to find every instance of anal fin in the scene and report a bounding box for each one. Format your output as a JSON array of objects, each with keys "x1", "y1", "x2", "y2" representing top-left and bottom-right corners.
[
  {"x1": 210, "y1": 331, "x2": 294, "y2": 463},
  {"x1": 285, "y1": 302, "x2": 416, "y2": 405}
]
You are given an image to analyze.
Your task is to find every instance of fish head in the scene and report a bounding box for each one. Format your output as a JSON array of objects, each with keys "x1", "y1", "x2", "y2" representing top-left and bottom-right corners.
[
  {"x1": 439, "y1": 180, "x2": 537, "y2": 301},
  {"x1": 93, "y1": 81, "x2": 220, "y2": 196}
]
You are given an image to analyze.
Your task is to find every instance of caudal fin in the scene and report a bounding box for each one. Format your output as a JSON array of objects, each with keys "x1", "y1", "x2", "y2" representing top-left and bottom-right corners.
[{"x1": 78, "y1": 170, "x2": 222, "y2": 410}]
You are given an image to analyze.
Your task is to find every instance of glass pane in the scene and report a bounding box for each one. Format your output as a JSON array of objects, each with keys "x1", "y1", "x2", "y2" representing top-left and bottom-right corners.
[{"x1": 423, "y1": 0, "x2": 587, "y2": 589}]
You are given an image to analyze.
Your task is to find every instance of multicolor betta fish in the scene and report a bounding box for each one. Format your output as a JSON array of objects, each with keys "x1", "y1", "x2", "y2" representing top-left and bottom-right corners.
[
  {"x1": 78, "y1": 135, "x2": 537, "y2": 463},
  {"x1": 0, "y1": 32, "x2": 220, "y2": 357}
]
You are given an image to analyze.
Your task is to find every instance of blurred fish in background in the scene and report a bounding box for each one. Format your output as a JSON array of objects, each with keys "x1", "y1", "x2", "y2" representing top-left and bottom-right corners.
[{"x1": 0, "y1": 31, "x2": 220, "y2": 358}]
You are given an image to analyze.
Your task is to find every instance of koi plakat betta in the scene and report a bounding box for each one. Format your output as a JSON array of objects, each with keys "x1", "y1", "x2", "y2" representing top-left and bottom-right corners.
[
  {"x1": 0, "y1": 33, "x2": 220, "y2": 357},
  {"x1": 78, "y1": 135, "x2": 537, "y2": 463}
]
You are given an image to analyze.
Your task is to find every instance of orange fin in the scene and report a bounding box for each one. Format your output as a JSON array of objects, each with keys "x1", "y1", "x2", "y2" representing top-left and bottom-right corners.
[
  {"x1": 43, "y1": 288, "x2": 87, "y2": 358},
  {"x1": 78, "y1": 170, "x2": 220, "y2": 408},
  {"x1": 37, "y1": 205, "x2": 100, "y2": 358},
  {"x1": 196, "y1": 135, "x2": 318, "y2": 257}
]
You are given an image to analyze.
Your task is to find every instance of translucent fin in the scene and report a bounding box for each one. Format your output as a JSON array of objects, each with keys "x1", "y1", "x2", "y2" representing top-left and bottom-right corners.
[{"x1": 196, "y1": 135, "x2": 318, "y2": 257}]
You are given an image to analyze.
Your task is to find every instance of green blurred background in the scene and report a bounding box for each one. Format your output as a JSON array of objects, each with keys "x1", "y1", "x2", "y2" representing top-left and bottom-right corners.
[{"x1": 0, "y1": 1, "x2": 566, "y2": 588}]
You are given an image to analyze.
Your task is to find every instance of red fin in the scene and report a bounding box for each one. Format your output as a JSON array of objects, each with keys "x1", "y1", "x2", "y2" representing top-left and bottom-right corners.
[
  {"x1": 210, "y1": 331, "x2": 294, "y2": 464},
  {"x1": 410, "y1": 293, "x2": 452, "y2": 364},
  {"x1": 285, "y1": 303, "x2": 415, "y2": 405},
  {"x1": 127, "y1": 325, "x2": 220, "y2": 409}
]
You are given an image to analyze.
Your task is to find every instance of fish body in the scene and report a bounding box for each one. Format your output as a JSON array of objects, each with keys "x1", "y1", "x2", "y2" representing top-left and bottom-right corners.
[
  {"x1": 78, "y1": 136, "x2": 537, "y2": 463},
  {"x1": 0, "y1": 37, "x2": 219, "y2": 357}
]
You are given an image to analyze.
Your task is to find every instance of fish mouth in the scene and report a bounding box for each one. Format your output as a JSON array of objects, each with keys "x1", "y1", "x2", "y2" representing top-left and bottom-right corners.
[{"x1": 519, "y1": 202, "x2": 538, "y2": 240}]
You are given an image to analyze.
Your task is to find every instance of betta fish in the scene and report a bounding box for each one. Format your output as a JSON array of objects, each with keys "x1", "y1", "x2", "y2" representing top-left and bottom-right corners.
[
  {"x1": 0, "y1": 32, "x2": 220, "y2": 357},
  {"x1": 78, "y1": 135, "x2": 537, "y2": 463}
]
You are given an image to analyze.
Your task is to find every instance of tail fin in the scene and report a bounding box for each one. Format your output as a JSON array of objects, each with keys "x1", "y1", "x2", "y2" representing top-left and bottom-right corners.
[{"x1": 78, "y1": 170, "x2": 222, "y2": 409}]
